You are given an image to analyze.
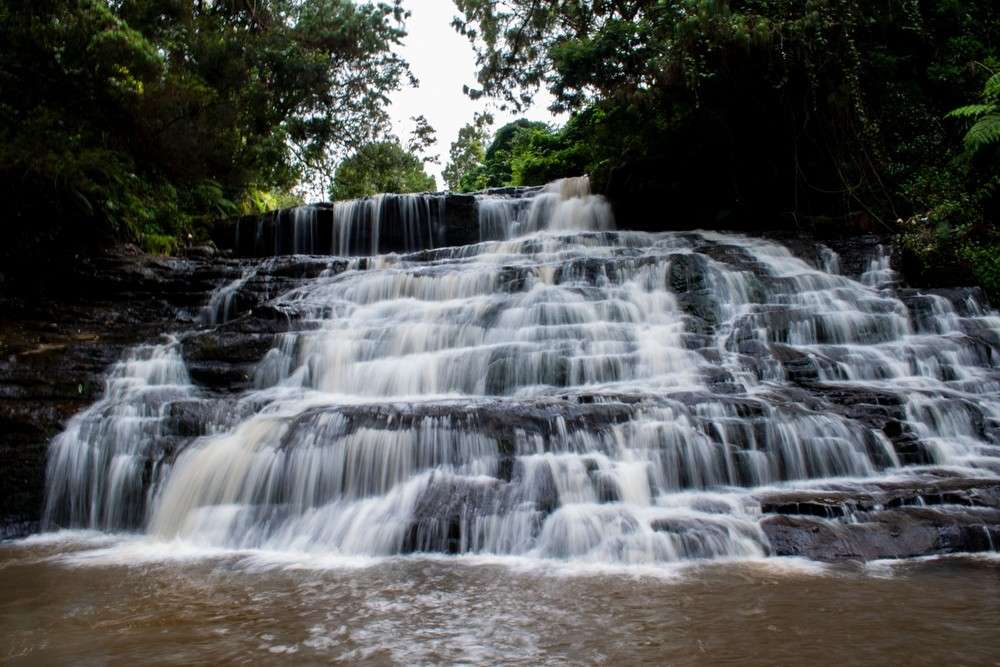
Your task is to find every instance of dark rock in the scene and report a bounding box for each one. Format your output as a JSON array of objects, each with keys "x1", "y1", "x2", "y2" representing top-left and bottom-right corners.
[
  {"x1": 212, "y1": 193, "x2": 484, "y2": 258},
  {"x1": 181, "y1": 244, "x2": 217, "y2": 259},
  {"x1": 758, "y1": 478, "x2": 1000, "y2": 560},
  {"x1": 769, "y1": 343, "x2": 819, "y2": 383},
  {"x1": 0, "y1": 252, "x2": 259, "y2": 536},
  {"x1": 401, "y1": 475, "x2": 504, "y2": 554},
  {"x1": 761, "y1": 507, "x2": 1000, "y2": 561}
]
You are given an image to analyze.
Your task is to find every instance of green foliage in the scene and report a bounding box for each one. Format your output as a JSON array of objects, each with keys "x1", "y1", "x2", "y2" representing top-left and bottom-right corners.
[
  {"x1": 456, "y1": 119, "x2": 551, "y2": 191},
  {"x1": 0, "y1": 0, "x2": 411, "y2": 258},
  {"x1": 893, "y1": 69, "x2": 1000, "y2": 303},
  {"x1": 959, "y1": 243, "x2": 1000, "y2": 303},
  {"x1": 949, "y1": 74, "x2": 1000, "y2": 152},
  {"x1": 949, "y1": 105, "x2": 996, "y2": 119},
  {"x1": 406, "y1": 115, "x2": 439, "y2": 164},
  {"x1": 962, "y1": 243, "x2": 1000, "y2": 301},
  {"x1": 456, "y1": 0, "x2": 1000, "y2": 302},
  {"x1": 239, "y1": 188, "x2": 305, "y2": 216},
  {"x1": 330, "y1": 141, "x2": 436, "y2": 200},
  {"x1": 443, "y1": 117, "x2": 491, "y2": 191},
  {"x1": 142, "y1": 233, "x2": 179, "y2": 256},
  {"x1": 451, "y1": 106, "x2": 660, "y2": 193}
]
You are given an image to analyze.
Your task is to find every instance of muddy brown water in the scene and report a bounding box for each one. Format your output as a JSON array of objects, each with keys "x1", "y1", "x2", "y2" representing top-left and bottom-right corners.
[{"x1": 2, "y1": 535, "x2": 999, "y2": 666}]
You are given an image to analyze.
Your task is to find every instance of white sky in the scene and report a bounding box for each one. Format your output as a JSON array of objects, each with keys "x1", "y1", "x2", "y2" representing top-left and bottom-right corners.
[{"x1": 387, "y1": 0, "x2": 565, "y2": 188}]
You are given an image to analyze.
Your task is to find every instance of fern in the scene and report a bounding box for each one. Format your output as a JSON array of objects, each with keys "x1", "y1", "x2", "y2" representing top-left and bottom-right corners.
[
  {"x1": 964, "y1": 115, "x2": 1000, "y2": 151},
  {"x1": 949, "y1": 71, "x2": 1000, "y2": 153},
  {"x1": 947, "y1": 104, "x2": 994, "y2": 119},
  {"x1": 984, "y1": 73, "x2": 1000, "y2": 102}
]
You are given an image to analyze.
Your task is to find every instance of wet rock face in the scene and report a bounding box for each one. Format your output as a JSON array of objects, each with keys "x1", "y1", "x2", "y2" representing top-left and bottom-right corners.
[
  {"x1": 761, "y1": 508, "x2": 1000, "y2": 561},
  {"x1": 0, "y1": 253, "x2": 217, "y2": 536},
  {"x1": 211, "y1": 193, "x2": 483, "y2": 258},
  {"x1": 758, "y1": 479, "x2": 1000, "y2": 561},
  {"x1": 0, "y1": 252, "x2": 346, "y2": 537},
  {"x1": 10, "y1": 185, "x2": 1000, "y2": 566}
]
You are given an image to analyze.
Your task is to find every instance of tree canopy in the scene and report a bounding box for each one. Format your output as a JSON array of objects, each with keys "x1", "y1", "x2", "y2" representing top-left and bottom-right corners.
[
  {"x1": 454, "y1": 0, "x2": 1000, "y2": 300},
  {"x1": 4, "y1": 0, "x2": 999, "y2": 301},
  {"x1": 330, "y1": 140, "x2": 437, "y2": 200},
  {"x1": 446, "y1": 119, "x2": 560, "y2": 192},
  {"x1": 443, "y1": 118, "x2": 490, "y2": 191},
  {"x1": 0, "y1": 0, "x2": 411, "y2": 255}
]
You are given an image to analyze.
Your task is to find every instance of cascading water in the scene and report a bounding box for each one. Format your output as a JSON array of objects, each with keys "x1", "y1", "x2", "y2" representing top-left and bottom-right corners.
[
  {"x1": 478, "y1": 177, "x2": 613, "y2": 241},
  {"x1": 232, "y1": 193, "x2": 447, "y2": 257},
  {"x1": 41, "y1": 176, "x2": 1000, "y2": 564},
  {"x1": 43, "y1": 341, "x2": 195, "y2": 531}
]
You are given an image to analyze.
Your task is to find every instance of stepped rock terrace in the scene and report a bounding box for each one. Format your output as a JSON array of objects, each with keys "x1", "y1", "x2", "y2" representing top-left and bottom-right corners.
[{"x1": 35, "y1": 177, "x2": 1000, "y2": 565}]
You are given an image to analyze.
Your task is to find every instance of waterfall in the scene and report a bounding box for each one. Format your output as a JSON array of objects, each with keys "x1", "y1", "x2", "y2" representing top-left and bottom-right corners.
[
  {"x1": 231, "y1": 193, "x2": 449, "y2": 257},
  {"x1": 43, "y1": 341, "x2": 194, "y2": 531},
  {"x1": 41, "y1": 178, "x2": 1000, "y2": 565},
  {"x1": 477, "y1": 177, "x2": 613, "y2": 241}
]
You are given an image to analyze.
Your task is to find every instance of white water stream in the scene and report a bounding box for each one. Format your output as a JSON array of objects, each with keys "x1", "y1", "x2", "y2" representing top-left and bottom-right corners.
[{"x1": 41, "y1": 177, "x2": 1000, "y2": 565}]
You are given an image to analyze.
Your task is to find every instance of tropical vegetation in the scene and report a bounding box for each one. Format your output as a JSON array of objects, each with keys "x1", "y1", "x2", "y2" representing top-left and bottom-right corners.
[
  {"x1": 3, "y1": 0, "x2": 999, "y2": 301},
  {"x1": 330, "y1": 139, "x2": 436, "y2": 200},
  {"x1": 0, "y1": 0, "x2": 411, "y2": 259},
  {"x1": 448, "y1": 0, "x2": 1000, "y2": 300}
]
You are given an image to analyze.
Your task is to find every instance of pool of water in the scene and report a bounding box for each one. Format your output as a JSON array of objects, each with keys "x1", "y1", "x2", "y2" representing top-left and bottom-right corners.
[{"x1": 3, "y1": 534, "x2": 999, "y2": 665}]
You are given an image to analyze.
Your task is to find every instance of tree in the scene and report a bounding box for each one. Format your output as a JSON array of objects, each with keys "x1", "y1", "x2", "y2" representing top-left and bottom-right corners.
[
  {"x1": 455, "y1": 1, "x2": 1000, "y2": 220},
  {"x1": 330, "y1": 141, "x2": 437, "y2": 200},
  {"x1": 443, "y1": 116, "x2": 491, "y2": 191},
  {"x1": 454, "y1": 0, "x2": 1000, "y2": 303},
  {"x1": 508, "y1": 120, "x2": 591, "y2": 187},
  {"x1": 452, "y1": 0, "x2": 666, "y2": 114},
  {"x1": 458, "y1": 119, "x2": 551, "y2": 190},
  {"x1": 407, "y1": 115, "x2": 440, "y2": 164},
  {"x1": 448, "y1": 116, "x2": 593, "y2": 191},
  {"x1": 0, "y1": 0, "x2": 412, "y2": 258}
]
